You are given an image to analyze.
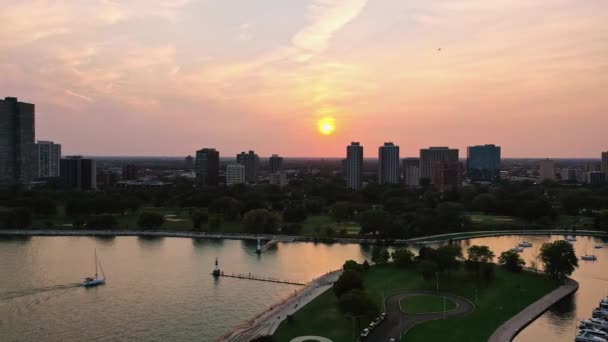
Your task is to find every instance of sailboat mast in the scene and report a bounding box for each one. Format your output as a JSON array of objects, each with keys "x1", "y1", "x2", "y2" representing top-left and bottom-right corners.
[{"x1": 95, "y1": 249, "x2": 98, "y2": 278}]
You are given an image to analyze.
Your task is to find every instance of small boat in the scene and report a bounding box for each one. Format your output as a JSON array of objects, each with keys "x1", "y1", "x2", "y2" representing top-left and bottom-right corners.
[
  {"x1": 576, "y1": 331, "x2": 608, "y2": 342},
  {"x1": 583, "y1": 255, "x2": 598, "y2": 261},
  {"x1": 581, "y1": 318, "x2": 608, "y2": 330},
  {"x1": 593, "y1": 309, "x2": 608, "y2": 319},
  {"x1": 83, "y1": 249, "x2": 106, "y2": 287},
  {"x1": 518, "y1": 241, "x2": 533, "y2": 248},
  {"x1": 511, "y1": 246, "x2": 524, "y2": 253},
  {"x1": 566, "y1": 235, "x2": 577, "y2": 242},
  {"x1": 581, "y1": 328, "x2": 608, "y2": 338}
]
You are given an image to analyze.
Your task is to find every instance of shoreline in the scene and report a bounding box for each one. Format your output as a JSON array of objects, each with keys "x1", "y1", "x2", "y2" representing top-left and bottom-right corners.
[{"x1": 0, "y1": 228, "x2": 606, "y2": 246}]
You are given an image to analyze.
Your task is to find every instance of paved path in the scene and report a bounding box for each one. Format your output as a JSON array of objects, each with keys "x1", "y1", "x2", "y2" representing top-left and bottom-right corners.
[
  {"x1": 488, "y1": 278, "x2": 579, "y2": 342},
  {"x1": 217, "y1": 270, "x2": 343, "y2": 342},
  {"x1": 367, "y1": 291, "x2": 475, "y2": 341}
]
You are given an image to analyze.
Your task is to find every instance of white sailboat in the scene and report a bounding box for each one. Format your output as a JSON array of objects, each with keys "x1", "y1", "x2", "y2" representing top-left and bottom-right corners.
[{"x1": 83, "y1": 249, "x2": 106, "y2": 287}]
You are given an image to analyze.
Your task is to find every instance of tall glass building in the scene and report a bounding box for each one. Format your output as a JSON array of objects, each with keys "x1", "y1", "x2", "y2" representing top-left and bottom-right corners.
[{"x1": 467, "y1": 144, "x2": 501, "y2": 182}]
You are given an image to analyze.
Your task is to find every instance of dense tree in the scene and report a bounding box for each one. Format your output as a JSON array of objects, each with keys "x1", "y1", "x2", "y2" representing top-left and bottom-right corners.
[
  {"x1": 209, "y1": 196, "x2": 242, "y2": 220},
  {"x1": 466, "y1": 245, "x2": 495, "y2": 281},
  {"x1": 86, "y1": 215, "x2": 118, "y2": 230},
  {"x1": 337, "y1": 289, "x2": 378, "y2": 316},
  {"x1": 208, "y1": 213, "x2": 224, "y2": 231},
  {"x1": 190, "y1": 208, "x2": 208, "y2": 231},
  {"x1": 540, "y1": 240, "x2": 579, "y2": 280},
  {"x1": 358, "y1": 209, "x2": 391, "y2": 235},
  {"x1": 417, "y1": 260, "x2": 439, "y2": 281},
  {"x1": 434, "y1": 245, "x2": 462, "y2": 273},
  {"x1": 333, "y1": 270, "x2": 364, "y2": 297},
  {"x1": 281, "y1": 223, "x2": 302, "y2": 235},
  {"x1": 330, "y1": 202, "x2": 351, "y2": 224},
  {"x1": 498, "y1": 250, "x2": 526, "y2": 273},
  {"x1": 242, "y1": 209, "x2": 282, "y2": 234},
  {"x1": 343, "y1": 260, "x2": 363, "y2": 272},
  {"x1": 371, "y1": 247, "x2": 390, "y2": 264},
  {"x1": 596, "y1": 209, "x2": 608, "y2": 232},
  {"x1": 391, "y1": 248, "x2": 415, "y2": 269},
  {"x1": 283, "y1": 203, "x2": 307, "y2": 223},
  {"x1": 137, "y1": 212, "x2": 165, "y2": 229},
  {"x1": 0, "y1": 208, "x2": 32, "y2": 229},
  {"x1": 472, "y1": 193, "x2": 497, "y2": 213},
  {"x1": 436, "y1": 202, "x2": 469, "y2": 231}
]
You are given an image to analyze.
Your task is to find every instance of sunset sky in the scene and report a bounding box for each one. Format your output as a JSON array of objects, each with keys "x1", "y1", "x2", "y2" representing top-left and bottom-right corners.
[{"x1": 1, "y1": 0, "x2": 607, "y2": 157}]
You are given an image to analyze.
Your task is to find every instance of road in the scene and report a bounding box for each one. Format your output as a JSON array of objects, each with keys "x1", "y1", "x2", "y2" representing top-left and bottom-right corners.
[{"x1": 366, "y1": 291, "x2": 475, "y2": 341}]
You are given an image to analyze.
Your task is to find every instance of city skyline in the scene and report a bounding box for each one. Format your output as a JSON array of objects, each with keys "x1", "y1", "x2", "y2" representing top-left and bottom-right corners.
[{"x1": 1, "y1": 1, "x2": 607, "y2": 157}]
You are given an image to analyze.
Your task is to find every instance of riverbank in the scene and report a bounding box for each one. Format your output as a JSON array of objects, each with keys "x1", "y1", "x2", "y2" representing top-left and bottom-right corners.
[
  {"x1": 488, "y1": 278, "x2": 579, "y2": 342},
  {"x1": 1, "y1": 228, "x2": 606, "y2": 246}
]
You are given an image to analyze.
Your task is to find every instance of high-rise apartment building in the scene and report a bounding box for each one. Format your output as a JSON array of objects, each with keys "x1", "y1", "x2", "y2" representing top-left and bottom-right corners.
[
  {"x1": 378, "y1": 142, "x2": 399, "y2": 184},
  {"x1": 467, "y1": 144, "x2": 501, "y2": 182},
  {"x1": 185, "y1": 155, "x2": 194, "y2": 169},
  {"x1": 602, "y1": 152, "x2": 608, "y2": 174},
  {"x1": 539, "y1": 159, "x2": 556, "y2": 181},
  {"x1": 122, "y1": 164, "x2": 139, "y2": 181},
  {"x1": 433, "y1": 161, "x2": 462, "y2": 192},
  {"x1": 36, "y1": 140, "x2": 61, "y2": 178},
  {"x1": 237, "y1": 150, "x2": 259, "y2": 183},
  {"x1": 402, "y1": 158, "x2": 421, "y2": 187},
  {"x1": 269, "y1": 154, "x2": 283, "y2": 174},
  {"x1": 60, "y1": 156, "x2": 97, "y2": 190},
  {"x1": 419, "y1": 147, "x2": 459, "y2": 182},
  {"x1": 195, "y1": 148, "x2": 220, "y2": 187},
  {"x1": 346, "y1": 142, "x2": 363, "y2": 190},
  {"x1": 225, "y1": 163, "x2": 245, "y2": 186},
  {"x1": 0, "y1": 97, "x2": 36, "y2": 184}
]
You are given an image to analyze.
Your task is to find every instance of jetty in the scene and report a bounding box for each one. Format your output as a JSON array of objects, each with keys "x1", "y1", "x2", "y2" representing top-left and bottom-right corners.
[{"x1": 214, "y1": 272, "x2": 306, "y2": 286}]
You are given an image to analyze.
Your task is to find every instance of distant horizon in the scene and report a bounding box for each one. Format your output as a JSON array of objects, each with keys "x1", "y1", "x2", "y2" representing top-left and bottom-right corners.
[{"x1": 81, "y1": 154, "x2": 603, "y2": 161}]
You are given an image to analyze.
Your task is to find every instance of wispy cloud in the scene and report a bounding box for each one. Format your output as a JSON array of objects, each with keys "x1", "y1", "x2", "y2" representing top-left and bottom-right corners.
[{"x1": 291, "y1": 0, "x2": 369, "y2": 62}]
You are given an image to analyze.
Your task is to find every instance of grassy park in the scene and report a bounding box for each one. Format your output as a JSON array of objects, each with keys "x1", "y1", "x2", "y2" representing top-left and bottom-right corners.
[
  {"x1": 399, "y1": 295, "x2": 457, "y2": 314},
  {"x1": 273, "y1": 265, "x2": 558, "y2": 342}
]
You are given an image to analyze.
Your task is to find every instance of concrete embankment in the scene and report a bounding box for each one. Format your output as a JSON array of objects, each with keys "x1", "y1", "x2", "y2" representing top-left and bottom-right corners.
[{"x1": 488, "y1": 277, "x2": 579, "y2": 342}]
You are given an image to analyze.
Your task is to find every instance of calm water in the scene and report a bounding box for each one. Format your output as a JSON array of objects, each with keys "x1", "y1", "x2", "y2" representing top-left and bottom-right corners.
[{"x1": 0, "y1": 235, "x2": 606, "y2": 341}]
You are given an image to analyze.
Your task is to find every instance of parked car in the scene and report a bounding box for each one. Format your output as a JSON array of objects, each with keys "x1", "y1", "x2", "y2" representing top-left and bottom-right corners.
[{"x1": 361, "y1": 328, "x2": 370, "y2": 337}]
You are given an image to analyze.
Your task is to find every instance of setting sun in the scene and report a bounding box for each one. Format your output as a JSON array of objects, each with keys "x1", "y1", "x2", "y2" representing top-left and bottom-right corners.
[{"x1": 317, "y1": 117, "x2": 336, "y2": 135}]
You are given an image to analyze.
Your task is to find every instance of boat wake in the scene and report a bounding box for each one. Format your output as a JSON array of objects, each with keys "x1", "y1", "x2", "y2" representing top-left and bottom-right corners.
[{"x1": 0, "y1": 283, "x2": 82, "y2": 301}]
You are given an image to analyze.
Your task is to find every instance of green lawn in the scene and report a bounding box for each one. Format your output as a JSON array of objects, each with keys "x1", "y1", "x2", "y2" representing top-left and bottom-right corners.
[
  {"x1": 273, "y1": 265, "x2": 558, "y2": 342},
  {"x1": 399, "y1": 295, "x2": 457, "y2": 314},
  {"x1": 300, "y1": 215, "x2": 361, "y2": 236}
]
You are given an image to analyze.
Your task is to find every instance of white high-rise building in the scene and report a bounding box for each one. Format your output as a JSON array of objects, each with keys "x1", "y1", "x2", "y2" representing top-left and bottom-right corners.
[
  {"x1": 36, "y1": 140, "x2": 61, "y2": 178},
  {"x1": 346, "y1": 142, "x2": 363, "y2": 190},
  {"x1": 539, "y1": 159, "x2": 556, "y2": 181},
  {"x1": 226, "y1": 163, "x2": 245, "y2": 186},
  {"x1": 378, "y1": 142, "x2": 399, "y2": 184},
  {"x1": 403, "y1": 158, "x2": 421, "y2": 187}
]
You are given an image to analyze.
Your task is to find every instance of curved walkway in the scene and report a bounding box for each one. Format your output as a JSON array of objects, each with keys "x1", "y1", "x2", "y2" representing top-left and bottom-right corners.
[
  {"x1": 488, "y1": 278, "x2": 579, "y2": 342},
  {"x1": 367, "y1": 291, "x2": 475, "y2": 341}
]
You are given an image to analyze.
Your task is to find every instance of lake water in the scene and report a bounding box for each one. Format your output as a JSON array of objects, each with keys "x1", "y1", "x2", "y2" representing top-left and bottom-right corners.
[{"x1": 0, "y1": 234, "x2": 606, "y2": 341}]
